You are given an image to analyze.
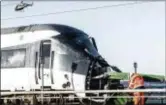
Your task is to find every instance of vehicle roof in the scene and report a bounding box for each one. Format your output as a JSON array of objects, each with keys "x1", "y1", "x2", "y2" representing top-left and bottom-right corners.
[{"x1": 1, "y1": 24, "x2": 87, "y2": 35}]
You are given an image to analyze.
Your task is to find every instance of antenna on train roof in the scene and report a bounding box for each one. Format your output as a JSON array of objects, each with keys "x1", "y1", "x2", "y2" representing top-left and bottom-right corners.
[{"x1": 15, "y1": 1, "x2": 33, "y2": 12}]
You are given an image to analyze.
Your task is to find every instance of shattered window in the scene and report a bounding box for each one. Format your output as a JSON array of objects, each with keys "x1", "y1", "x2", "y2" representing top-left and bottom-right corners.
[
  {"x1": 74, "y1": 35, "x2": 99, "y2": 58},
  {"x1": 1, "y1": 49, "x2": 26, "y2": 68}
]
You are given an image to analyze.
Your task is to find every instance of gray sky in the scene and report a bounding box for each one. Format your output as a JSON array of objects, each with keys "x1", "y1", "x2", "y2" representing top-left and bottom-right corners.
[{"x1": 1, "y1": 1, "x2": 165, "y2": 75}]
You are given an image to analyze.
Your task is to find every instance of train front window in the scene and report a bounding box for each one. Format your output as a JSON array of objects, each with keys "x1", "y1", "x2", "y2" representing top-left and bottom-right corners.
[
  {"x1": 1, "y1": 49, "x2": 26, "y2": 68},
  {"x1": 74, "y1": 35, "x2": 99, "y2": 58},
  {"x1": 53, "y1": 33, "x2": 100, "y2": 59}
]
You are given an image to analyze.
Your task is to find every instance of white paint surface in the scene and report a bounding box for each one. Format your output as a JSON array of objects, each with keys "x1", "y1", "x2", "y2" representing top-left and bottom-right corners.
[{"x1": 1, "y1": 30, "x2": 59, "y2": 48}]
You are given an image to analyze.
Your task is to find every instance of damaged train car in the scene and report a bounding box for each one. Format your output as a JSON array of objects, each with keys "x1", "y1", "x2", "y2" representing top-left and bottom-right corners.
[{"x1": 1, "y1": 24, "x2": 123, "y2": 105}]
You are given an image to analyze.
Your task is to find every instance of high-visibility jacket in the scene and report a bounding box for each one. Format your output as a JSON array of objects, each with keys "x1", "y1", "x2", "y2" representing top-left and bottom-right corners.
[{"x1": 133, "y1": 92, "x2": 145, "y2": 105}]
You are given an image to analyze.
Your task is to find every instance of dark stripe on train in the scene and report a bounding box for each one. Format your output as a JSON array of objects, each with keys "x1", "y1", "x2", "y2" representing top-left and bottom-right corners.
[{"x1": 1, "y1": 24, "x2": 87, "y2": 35}]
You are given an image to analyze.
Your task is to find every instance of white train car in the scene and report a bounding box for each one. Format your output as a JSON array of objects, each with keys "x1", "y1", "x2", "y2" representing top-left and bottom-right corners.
[{"x1": 1, "y1": 24, "x2": 113, "y2": 103}]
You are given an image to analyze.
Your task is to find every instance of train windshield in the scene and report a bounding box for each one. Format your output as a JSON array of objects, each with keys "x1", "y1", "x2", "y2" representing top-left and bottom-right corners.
[
  {"x1": 52, "y1": 33, "x2": 101, "y2": 62},
  {"x1": 72, "y1": 34, "x2": 100, "y2": 58}
]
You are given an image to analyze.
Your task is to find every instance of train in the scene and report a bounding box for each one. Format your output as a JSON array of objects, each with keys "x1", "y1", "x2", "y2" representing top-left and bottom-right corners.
[{"x1": 1, "y1": 24, "x2": 123, "y2": 104}]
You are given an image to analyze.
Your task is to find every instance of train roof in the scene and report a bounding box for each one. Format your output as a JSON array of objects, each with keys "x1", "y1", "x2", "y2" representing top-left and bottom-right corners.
[{"x1": 1, "y1": 24, "x2": 87, "y2": 35}]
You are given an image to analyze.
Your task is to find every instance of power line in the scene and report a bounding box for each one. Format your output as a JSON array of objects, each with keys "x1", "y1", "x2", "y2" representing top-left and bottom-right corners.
[{"x1": 2, "y1": 2, "x2": 150, "y2": 21}]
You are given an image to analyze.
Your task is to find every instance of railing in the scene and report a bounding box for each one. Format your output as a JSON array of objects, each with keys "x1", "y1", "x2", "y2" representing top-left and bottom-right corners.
[
  {"x1": 1, "y1": 89, "x2": 166, "y2": 105},
  {"x1": 1, "y1": 88, "x2": 166, "y2": 96}
]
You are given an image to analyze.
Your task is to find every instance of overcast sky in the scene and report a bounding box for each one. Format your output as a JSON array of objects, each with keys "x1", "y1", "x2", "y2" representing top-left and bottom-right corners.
[{"x1": 1, "y1": 1, "x2": 165, "y2": 75}]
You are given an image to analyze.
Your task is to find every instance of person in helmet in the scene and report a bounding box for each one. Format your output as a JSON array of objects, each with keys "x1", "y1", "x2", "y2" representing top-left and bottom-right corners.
[{"x1": 128, "y1": 73, "x2": 145, "y2": 105}]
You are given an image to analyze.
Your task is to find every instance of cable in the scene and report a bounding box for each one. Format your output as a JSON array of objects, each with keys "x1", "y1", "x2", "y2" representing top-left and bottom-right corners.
[{"x1": 2, "y1": 1, "x2": 150, "y2": 21}]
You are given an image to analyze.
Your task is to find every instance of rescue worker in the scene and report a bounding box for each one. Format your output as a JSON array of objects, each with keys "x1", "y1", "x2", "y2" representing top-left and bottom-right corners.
[{"x1": 128, "y1": 73, "x2": 145, "y2": 105}]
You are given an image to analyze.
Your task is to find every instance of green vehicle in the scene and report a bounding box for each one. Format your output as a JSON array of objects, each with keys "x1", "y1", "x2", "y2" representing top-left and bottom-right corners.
[{"x1": 105, "y1": 72, "x2": 166, "y2": 105}]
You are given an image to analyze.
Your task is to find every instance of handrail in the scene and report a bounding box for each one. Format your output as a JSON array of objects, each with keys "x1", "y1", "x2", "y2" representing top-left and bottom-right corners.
[
  {"x1": 50, "y1": 51, "x2": 55, "y2": 84},
  {"x1": 35, "y1": 52, "x2": 39, "y2": 84}
]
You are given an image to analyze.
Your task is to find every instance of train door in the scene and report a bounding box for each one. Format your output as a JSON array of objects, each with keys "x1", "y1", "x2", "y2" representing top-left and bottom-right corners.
[{"x1": 36, "y1": 40, "x2": 53, "y2": 89}]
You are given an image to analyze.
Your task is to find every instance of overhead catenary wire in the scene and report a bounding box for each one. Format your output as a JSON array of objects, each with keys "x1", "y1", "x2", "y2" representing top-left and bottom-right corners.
[{"x1": 2, "y1": 1, "x2": 151, "y2": 21}]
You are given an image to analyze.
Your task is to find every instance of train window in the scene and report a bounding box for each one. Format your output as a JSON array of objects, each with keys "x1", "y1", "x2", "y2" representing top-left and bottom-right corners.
[
  {"x1": 74, "y1": 35, "x2": 99, "y2": 58},
  {"x1": 1, "y1": 49, "x2": 26, "y2": 68}
]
